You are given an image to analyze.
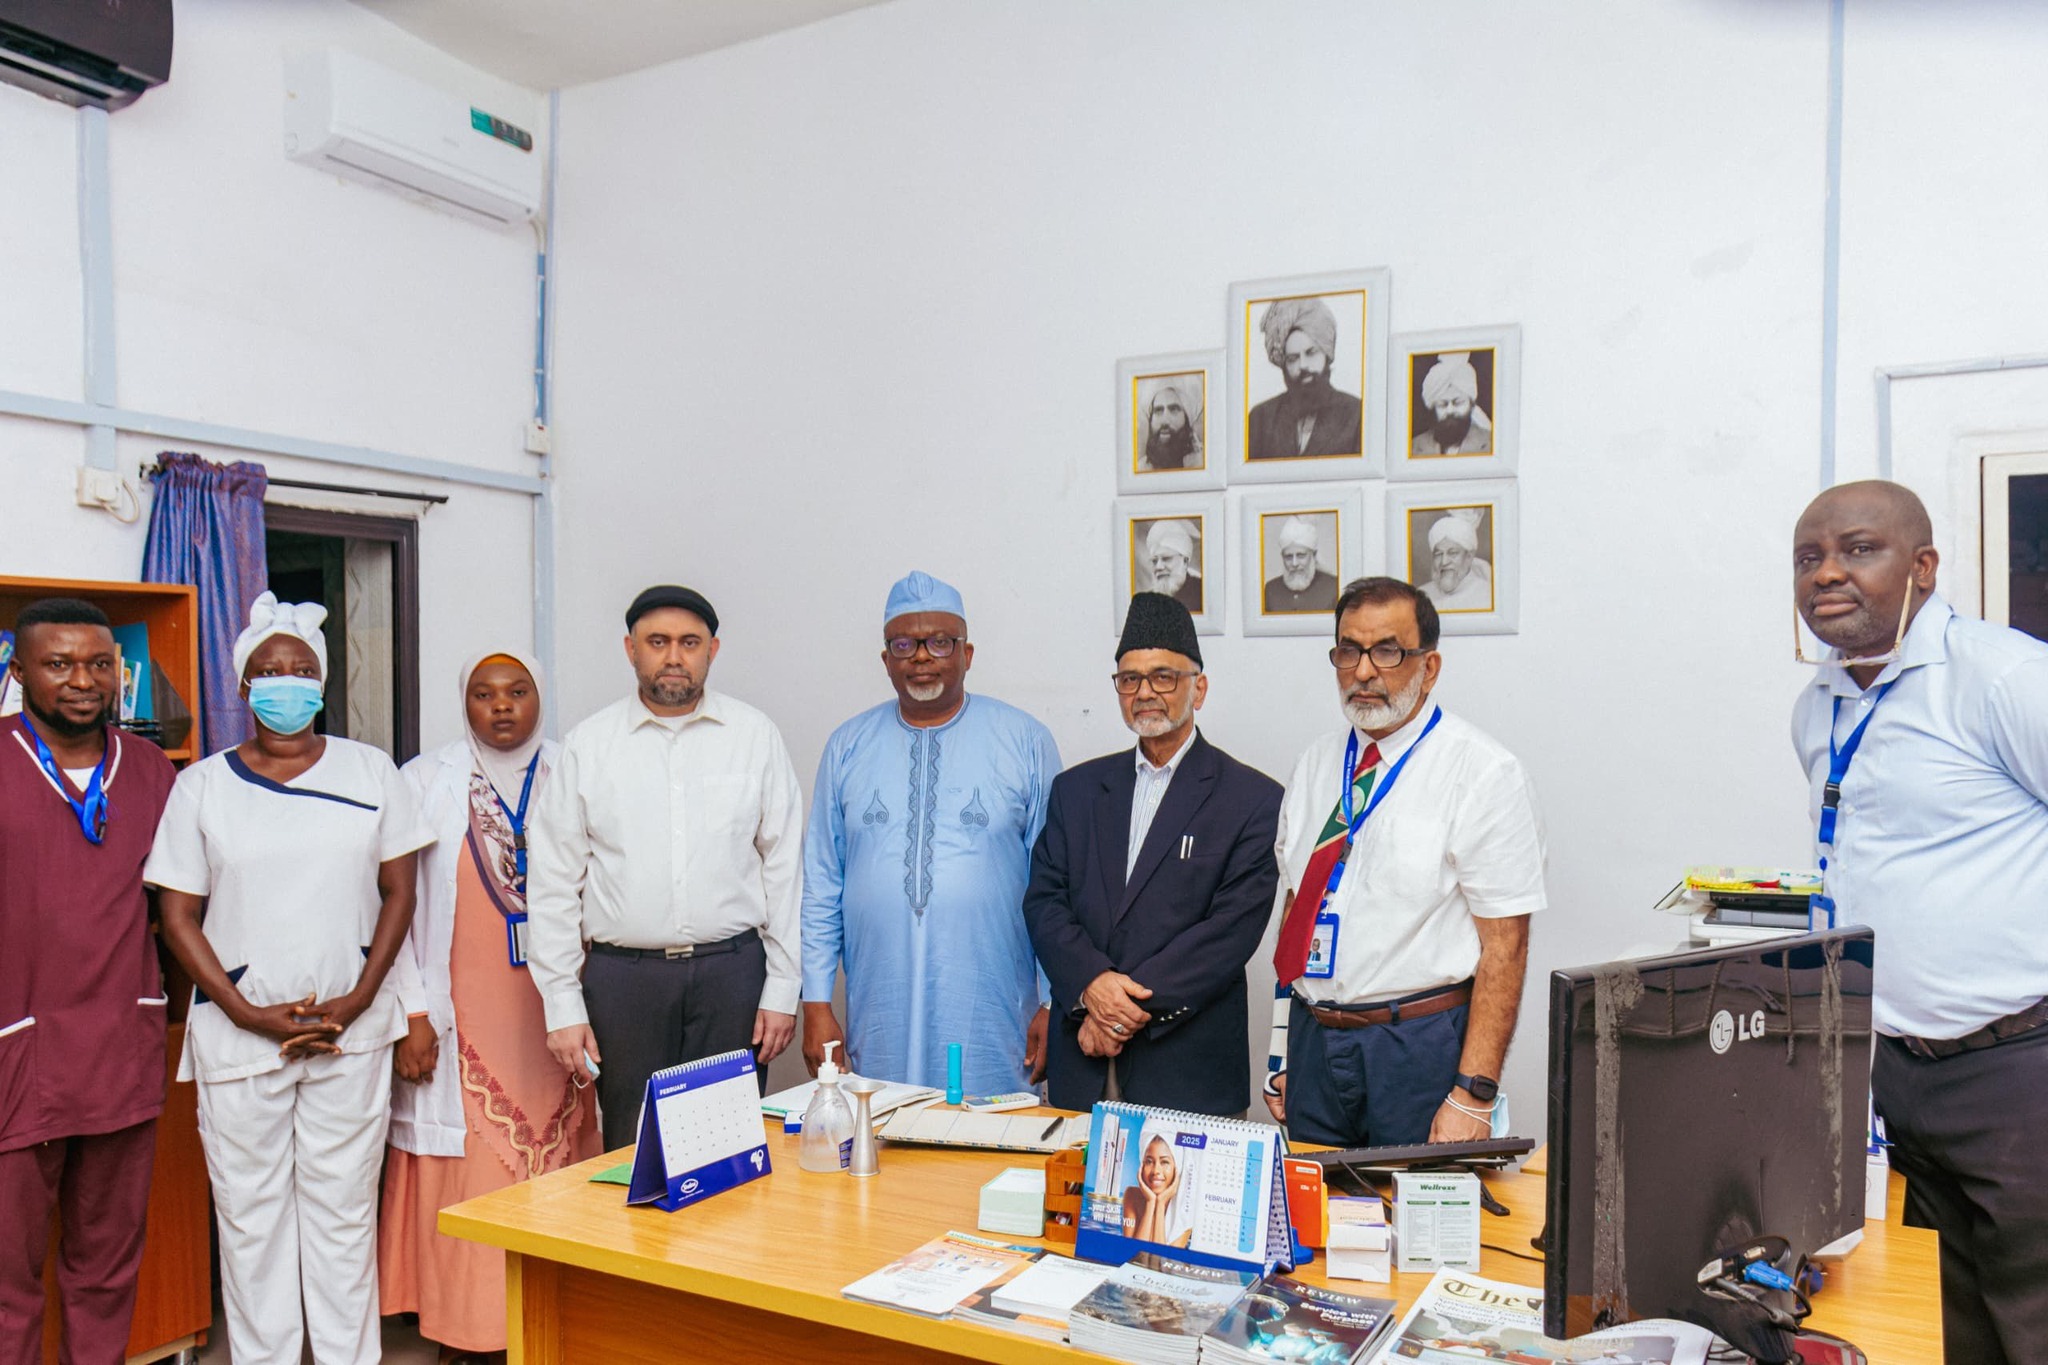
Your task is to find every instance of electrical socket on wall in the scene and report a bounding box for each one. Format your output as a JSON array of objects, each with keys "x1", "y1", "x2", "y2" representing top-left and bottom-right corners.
[{"x1": 74, "y1": 466, "x2": 141, "y2": 522}]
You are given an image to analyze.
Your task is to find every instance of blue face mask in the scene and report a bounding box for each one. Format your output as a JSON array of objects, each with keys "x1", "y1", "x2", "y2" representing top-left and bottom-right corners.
[{"x1": 247, "y1": 676, "x2": 324, "y2": 734}]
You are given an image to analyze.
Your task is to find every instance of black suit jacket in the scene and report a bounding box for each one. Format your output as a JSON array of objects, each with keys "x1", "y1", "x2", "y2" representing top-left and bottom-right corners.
[
  {"x1": 1245, "y1": 385, "x2": 1363, "y2": 460},
  {"x1": 1022, "y1": 734, "x2": 1282, "y2": 1115}
]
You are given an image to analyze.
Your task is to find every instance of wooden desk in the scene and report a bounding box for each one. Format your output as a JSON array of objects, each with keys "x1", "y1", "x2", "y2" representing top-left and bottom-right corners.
[{"x1": 444, "y1": 1118, "x2": 1940, "y2": 1364}]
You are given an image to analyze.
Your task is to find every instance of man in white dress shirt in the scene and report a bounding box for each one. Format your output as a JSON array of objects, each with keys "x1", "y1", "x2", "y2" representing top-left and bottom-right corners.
[
  {"x1": 1265, "y1": 576, "x2": 1543, "y2": 1148},
  {"x1": 528, "y1": 585, "x2": 803, "y2": 1149},
  {"x1": 1791, "y1": 480, "x2": 2048, "y2": 1365}
]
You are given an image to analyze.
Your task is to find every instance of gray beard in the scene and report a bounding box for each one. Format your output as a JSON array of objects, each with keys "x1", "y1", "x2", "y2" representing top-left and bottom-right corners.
[
  {"x1": 1342, "y1": 669, "x2": 1426, "y2": 731},
  {"x1": 904, "y1": 681, "x2": 945, "y2": 703},
  {"x1": 648, "y1": 676, "x2": 701, "y2": 708},
  {"x1": 1282, "y1": 565, "x2": 1315, "y2": 591},
  {"x1": 1126, "y1": 708, "x2": 1182, "y2": 739}
]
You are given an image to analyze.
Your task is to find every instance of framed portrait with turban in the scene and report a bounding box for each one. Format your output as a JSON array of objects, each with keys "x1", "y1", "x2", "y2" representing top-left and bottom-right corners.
[
  {"x1": 1111, "y1": 494, "x2": 1226, "y2": 636},
  {"x1": 1117, "y1": 349, "x2": 1226, "y2": 495},
  {"x1": 1226, "y1": 267, "x2": 1390, "y2": 485},
  {"x1": 1385, "y1": 480, "x2": 1520, "y2": 635},
  {"x1": 1238, "y1": 485, "x2": 1376, "y2": 636},
  {"x1": 1391, "y1": 324, "x2": 1522, "y2": 482}
]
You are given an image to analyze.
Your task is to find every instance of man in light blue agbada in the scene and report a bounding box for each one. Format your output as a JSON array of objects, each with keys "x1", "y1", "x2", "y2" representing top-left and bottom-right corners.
[{"x1": 802, "y1": 572, "x2": 1062, "y2": 1095}]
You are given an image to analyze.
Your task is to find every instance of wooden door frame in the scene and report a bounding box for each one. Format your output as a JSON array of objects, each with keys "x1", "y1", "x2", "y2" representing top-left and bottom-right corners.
[{"x1": 263, "y1": 504, "x2": 421, "y2": 762}]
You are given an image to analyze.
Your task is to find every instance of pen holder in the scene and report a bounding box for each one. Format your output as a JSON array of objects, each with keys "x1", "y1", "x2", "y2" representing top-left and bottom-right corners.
[{"x1": 844, "y1": 1077, "x2": 885, "y2": 1177}]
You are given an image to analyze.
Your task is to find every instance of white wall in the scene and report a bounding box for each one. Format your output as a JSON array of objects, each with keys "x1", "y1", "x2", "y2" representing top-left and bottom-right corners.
[
  {"x1": 550, "y1": 0, "x2": 1858, "y2": 1107},
  {"x1": 0, "y1": 0, "x2": 546, "y2": 754}
]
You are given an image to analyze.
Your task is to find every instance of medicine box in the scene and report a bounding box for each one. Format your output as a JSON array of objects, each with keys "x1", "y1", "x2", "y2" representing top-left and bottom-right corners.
[
  {"x1": 1282, "y1": 1157, "x2": 1328, "y2": 1247},
  {"x1": 1324, "y1": 1196, "x2": 1390, "y2": 1283},
  {"x1": 1393, "y1": 1170, "x2": 1480, "y2": 1273},
  {"x1": 979, "y1": 1166, "x2": 1048, "y2": 1237}
]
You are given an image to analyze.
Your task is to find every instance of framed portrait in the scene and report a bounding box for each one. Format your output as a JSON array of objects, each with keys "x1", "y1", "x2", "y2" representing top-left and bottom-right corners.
[
  {"x1": 1226, "y1": 267, "x2": 1391, "y2": 484},
  {"x1": 1112, "y1": 494, "x2": 1226, "y2": 637},
  {"x1": 1390, "y1": 324, "x2": 1521, "y2": 481},
  {"x1": 1116, "y1": 350, "x2": 1225, "y2": 495},
  {"x1": 1238, "y1": 485, "x2": 1376, "y2": 637},
  {"x1": 1385, "y1": 480, "x2": 1520, "y2": 635}
]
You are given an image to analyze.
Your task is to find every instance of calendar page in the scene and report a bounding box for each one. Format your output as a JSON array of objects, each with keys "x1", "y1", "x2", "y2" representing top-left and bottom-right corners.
[
  {"x1": 626, "y1": 1049, "x2": 772, "y2": 1212},
  {"x1": 654, "y1": 1065, "x2": 760, "y2": 1179},
  {"x1": 1079, "y1": 1103, "x2": 1283, "y2": 1267}
]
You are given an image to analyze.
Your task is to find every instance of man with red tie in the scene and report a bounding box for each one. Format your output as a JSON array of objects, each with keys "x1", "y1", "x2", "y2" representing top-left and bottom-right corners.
[{"x1": 1264, "y1": 577, "x2": 1545, "y2": 1147}]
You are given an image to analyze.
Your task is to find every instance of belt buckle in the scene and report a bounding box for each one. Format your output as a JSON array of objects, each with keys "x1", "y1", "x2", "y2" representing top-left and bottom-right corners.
[{"x1": 664, "y1": 944, "x2": 696, "y2": 960}]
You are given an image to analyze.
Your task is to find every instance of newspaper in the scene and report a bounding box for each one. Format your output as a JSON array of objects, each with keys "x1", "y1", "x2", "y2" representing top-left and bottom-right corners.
[{"x1": 1368, "y1": 1271, "x2": 1714, "y2": 1365}]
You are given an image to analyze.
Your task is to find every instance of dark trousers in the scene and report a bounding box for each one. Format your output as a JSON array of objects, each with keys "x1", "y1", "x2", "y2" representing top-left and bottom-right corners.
[
  {"x1": 583, "y1": 936, "x2": 768, "y2": 1152},
  {"x1": 0, "y1": 1119, "x2": 158, "y2": 1365},
  {"x1": 1284, "y1": 996, "x2": 1468, "y2": 1147},
  {"x1": 1874, "y1": 1027, "x2": 2048, "y2": 1365}
]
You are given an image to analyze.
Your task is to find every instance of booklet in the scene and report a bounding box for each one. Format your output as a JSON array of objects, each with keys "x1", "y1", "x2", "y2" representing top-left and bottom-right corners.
[
  {"x1": 951, "y1": 1250, "x2": 1106, "y2": 1344},
  {"x1": 1202, "y1": 1274, "x2": 1397, "y2": 1364},
  {"x1": 842, "y1": 1231, "x2": 1040, "y2": 1318},
  {"x1": 1069, "y1": 1252, "x2": 1259, "y2": 1365},
  {"x1": 1366, "y1": 1271, "x2": 1715, "y2": 1365}
]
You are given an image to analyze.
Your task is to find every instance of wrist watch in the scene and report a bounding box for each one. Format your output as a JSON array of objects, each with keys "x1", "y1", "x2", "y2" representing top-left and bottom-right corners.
[{"x1": 1453, "y1": 1072, "x2": 1499, "y2": 1103}]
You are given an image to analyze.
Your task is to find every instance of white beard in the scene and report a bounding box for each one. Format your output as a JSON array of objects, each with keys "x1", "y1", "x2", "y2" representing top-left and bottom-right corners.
[
  {"x1": 1342, "y1": 668, "x2": 1427, "y2": 732},
  {"x1": 1282, "y1": 565, "x2": 1316, "y2": 591},
  {"x1": 904, "y1": 681, "x2": 945, "y2": 703},
  {"x1": 1127, "y1": 710, "x2": 1178, "y2": 738}
]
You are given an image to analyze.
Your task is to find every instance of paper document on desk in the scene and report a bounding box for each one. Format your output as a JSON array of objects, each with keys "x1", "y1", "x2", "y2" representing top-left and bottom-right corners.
[
  {"x1": 1366, "y1": 1270, "x2": 1714, "y2": 1364},
  {"x1": 876, "y1": 1106, "x2": 1088, "y2": 1153},
  {"x1": 842, "y1": 1231, "x2": 1039, "y2": 1317},
  {"x1": 761, "y1": 1078, "x2": 941, "y2": 1121}
]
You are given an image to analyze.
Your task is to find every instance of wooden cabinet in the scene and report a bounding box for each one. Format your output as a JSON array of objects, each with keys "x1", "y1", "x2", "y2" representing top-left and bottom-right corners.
[{"x1": 2, "y1": 576, "x2": 213, "y2": 1363}]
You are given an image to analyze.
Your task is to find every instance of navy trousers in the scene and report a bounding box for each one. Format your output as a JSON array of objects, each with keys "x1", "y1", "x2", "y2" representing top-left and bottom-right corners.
[{"x1": 1284, "y1": 996, "x2": 1468, "y2": 1147}]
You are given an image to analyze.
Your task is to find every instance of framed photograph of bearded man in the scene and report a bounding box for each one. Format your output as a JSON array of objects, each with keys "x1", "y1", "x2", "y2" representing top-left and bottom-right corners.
[
  {"x1": 1117, "y1": 349, "x2": 1226, "y2": 495},
  {"x1": 1226, "y1": 267, "x2": 1390, "y2": 485},
  {"x1": 1391, "y1": 323, "x2": 1522, "y2": 482},
  {"x1": 1111, "y1": 493, "x2": 1227, "y2": 637},
  {"x1": 1238, "y1": 485, "x2": 1376, "y2": 636},
  {"x1": 1386, "y1": 480, "x2": 1520, "y2": 635}
]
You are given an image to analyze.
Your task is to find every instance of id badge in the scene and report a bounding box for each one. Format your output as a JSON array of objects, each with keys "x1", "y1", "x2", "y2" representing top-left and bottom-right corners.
[
  {"x1": 506, "y1": 912, "x2": 529, "y2": 968},
  {"x1": 1303, "y1": 910, "x2": 1340, "y2": 980}
]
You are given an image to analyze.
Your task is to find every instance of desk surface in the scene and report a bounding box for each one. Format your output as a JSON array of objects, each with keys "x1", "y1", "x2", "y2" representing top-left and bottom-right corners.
[{"x1": 443, "y1": 1116, "x2": 1938, "y2": 1364}]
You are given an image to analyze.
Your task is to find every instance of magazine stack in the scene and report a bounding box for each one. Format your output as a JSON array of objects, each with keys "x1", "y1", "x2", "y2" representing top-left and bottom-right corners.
[
  {"x1": 1068, "y1": 1253, "x2": 1259, "y2": 1365},
  {"x1": 1199, "y1": 1275, "x2": 1397, "y2": 1364}
]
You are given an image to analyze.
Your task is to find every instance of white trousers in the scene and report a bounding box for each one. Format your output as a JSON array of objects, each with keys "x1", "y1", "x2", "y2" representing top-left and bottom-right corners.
[{"x1": 195, "y1": 1048, "x2": 393, "y2": 1365}]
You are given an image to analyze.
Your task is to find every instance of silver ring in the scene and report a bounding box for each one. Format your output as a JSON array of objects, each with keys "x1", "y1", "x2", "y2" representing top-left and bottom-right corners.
[{"x1": 1110, "y1": 1022, "x2": 1127, "y2": 1036}]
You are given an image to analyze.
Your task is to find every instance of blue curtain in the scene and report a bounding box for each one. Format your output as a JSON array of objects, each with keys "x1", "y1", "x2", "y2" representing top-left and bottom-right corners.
[{"x1": 142, "y1": 452, "x2": 269, "y2": 755}]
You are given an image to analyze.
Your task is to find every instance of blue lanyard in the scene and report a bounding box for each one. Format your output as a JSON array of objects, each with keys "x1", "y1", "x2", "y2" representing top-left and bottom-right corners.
[
  {"x1": 24, "y1": 724, "x2": 109, "y2": 845},
  {"x1": 1810, "y1": 682, "x2": 1894, "y2": 927},
  {"x1": 1327, "y1": 705, "x2": 1442, "y2": 904},
  {"x1": 489, "y1": 754, "x2": 539, "y2": 887}
]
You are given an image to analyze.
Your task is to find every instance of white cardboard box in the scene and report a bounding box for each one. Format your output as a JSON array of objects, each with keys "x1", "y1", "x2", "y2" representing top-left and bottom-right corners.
[{"x1": 1393, "y1": 1170, "x2": 1480, "y2": 1273}]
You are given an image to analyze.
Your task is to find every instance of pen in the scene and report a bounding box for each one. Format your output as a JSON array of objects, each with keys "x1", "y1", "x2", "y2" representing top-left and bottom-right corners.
[{"x1": 1039, "y1": 1117, "x2": 1063, "y2": 1140}]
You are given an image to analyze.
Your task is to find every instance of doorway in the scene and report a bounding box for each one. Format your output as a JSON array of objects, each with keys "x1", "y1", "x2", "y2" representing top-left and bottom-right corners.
[
  {"x1": 1982, "y1": 452, "x2": 2048, "y2": 644},
  {"x1": 263, "y1": 505, "x2": 421, "y2": 761}
]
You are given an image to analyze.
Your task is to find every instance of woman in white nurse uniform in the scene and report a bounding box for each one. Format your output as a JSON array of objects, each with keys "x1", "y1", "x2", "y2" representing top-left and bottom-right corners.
[{"x1": 145, "y1": 594, "x2": 432, "y2": 1365}]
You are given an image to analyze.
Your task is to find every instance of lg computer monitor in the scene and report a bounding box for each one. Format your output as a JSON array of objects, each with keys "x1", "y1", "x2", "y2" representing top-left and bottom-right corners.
[{"x1": 1543, "y1": 927, "x2": 1874, "y2": 1348}]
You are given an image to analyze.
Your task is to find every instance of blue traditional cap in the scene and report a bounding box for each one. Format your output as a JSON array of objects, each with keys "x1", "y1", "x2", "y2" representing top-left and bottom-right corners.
[{"x1": 883, "y1": 570, "x2": 966, "y2": 628}]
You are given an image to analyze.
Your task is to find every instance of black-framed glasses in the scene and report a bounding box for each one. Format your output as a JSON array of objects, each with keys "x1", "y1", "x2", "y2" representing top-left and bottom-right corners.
[
  {"x1": 1111, "y1": 668, "x2": 1199, "y2": 695},
  {"x1": 886, "y1": 635, "x2": 964, "y2": 659},
  {"x1": 1329, "y1": 641, "x2": 1428, "y2": 671}
]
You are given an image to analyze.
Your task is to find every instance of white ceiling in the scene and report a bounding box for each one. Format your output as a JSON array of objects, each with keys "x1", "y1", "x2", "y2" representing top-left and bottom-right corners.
[{"x1": 353, "y1": 0, "x2": 891, "y2": 90}]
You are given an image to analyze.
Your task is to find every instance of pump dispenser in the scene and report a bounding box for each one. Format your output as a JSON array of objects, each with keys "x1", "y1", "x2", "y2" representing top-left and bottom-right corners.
[{"x1": 798, "y1": 1041, "x2": 856, "y2": 1172}]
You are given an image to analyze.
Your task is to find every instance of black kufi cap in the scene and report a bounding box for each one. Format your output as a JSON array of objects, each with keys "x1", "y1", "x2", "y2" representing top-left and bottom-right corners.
[
  {"x1": 1117, "y1": 592, "x2": 1201, "y2": 667},
  {"x1": 626, "y1": 584, "x2": 719, "y2": 635}
]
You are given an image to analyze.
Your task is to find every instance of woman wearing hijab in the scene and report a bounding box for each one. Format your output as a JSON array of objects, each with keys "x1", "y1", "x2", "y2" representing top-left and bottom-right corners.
[
  {"x1": 379, "y1": 652, "x2": 598, "y2": 1363},
  {"x1": 1120, "y1": 1122, "x2": 1197, "y2": 1248},
  {"x1": 145, "y1": 592, "x2": 433, "y2": 1365}
]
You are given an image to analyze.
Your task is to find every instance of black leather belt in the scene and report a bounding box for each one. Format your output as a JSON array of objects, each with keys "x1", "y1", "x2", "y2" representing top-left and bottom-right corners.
[
  {"x1": 1305, "y1": 979, "x2": 1473, "y2": 1030},
  {"x1": 589, "y1": 928, "x2": 758, "y2": 961},
  {"x1": 1894, "y1": 996, "x2": 2048, "y2": 1061}
]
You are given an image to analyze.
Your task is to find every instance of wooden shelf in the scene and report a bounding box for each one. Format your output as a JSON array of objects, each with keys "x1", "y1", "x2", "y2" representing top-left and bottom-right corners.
[{"x1": 0, "y1": 575, "x2": 202, "y2": 760}]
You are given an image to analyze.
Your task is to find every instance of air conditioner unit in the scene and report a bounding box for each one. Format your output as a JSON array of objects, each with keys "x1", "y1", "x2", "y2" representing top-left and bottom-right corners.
[
  {"x1": 283, "y1": 48, "x2": 540, "y2": 229},
  {"x1": 0, "y1": 0, "x2": 172, "y2": 110}
]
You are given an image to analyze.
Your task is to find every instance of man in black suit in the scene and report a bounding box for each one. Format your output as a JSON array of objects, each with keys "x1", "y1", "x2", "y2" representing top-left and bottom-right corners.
[{"x1": 1023, "y1": 593, "x2": 1282, "y2": 1116}]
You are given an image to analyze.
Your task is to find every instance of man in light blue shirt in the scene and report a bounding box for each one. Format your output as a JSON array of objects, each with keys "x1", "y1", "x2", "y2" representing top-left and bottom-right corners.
[
  {"x1": 801, "y1": 572, "x2": 1061, "y2": 1095},
  {"x1": 1791, "y1": 479, "x2": 2048, "y2": 1365}
]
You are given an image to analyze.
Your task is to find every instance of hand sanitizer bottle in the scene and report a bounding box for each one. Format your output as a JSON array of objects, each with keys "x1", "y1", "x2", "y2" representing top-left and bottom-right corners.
[{"x1": 799, "y1": 1042, "x2": 856, "y2": 1173}]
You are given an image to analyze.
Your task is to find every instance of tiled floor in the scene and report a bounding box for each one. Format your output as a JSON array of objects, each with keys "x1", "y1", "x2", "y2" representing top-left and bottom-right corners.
[{"x1": 191, "y1": 1312, "x2": 439, "y2": 1363}]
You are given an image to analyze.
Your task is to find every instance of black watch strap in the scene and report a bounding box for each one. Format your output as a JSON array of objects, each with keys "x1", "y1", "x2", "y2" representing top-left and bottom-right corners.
[{"x1": 1454, "y1": 1072, "x2": 1499, "y2": 1103}]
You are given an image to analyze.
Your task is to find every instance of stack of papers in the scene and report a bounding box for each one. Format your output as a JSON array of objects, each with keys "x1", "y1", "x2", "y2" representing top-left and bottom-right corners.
[
  {"x1": 1201, "y1": 1274, "x2": 1397, "y2": 1364},
  {"x1": 1068, "y1": 1253, "x2": 1258, "y2": 1365},
  {"x1": 761, "y1": 1078, "x2": 940, "y2": 1125},
  {"x1": 952, "y1": 1252, "x2": 1110, "y2": 1343},
  {"x1": 1324, "y1": 1197, "x2": 1390, "y2": 1283},
  {"x1": 841, "y1": 1231, "x2": 1037, "y2": 1318}
]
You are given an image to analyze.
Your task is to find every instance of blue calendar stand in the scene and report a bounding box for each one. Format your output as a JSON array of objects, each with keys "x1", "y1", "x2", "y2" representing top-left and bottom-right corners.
[{"x1": 626, "y1": 1048, "x2": 772, "y2": 1212}]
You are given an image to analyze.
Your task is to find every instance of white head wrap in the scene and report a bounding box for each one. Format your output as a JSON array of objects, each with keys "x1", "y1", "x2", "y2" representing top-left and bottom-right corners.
[
  {"x1": 1145, "y1": 519, "x2": 1196, "y2": 561},
  {"x1": 233, "y1": 591, "x2": 329, "y2": 684},
  {"x1": 1278, "y1": 516, "x2": 1318, "y2": 552},
  {"x1": 1134, "y1": 1121, "x2": 1198, "y2": 1246},
  {"x1": 1428, "y1": 510, "x2": 1483, "y2": 553},
  {"x1": 1260, "y1": 297, "x2": 1339, "y2": 366},
  {"x1": 1421, "y1": 352, "x2": 1480, "y2": 407},
  {"x1": 461, "y1": 650, "x2": 546, "y2": 796},
  {"x1": 1146, "y1": 378, "x2": 1204, "y2": 428}
]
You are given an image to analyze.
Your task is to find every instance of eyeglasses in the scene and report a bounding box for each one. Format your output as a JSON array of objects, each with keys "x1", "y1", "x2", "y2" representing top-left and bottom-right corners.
[
  {"x1": 1112, "y1": 668, "x2": 1200, "y2": 695},
  {"x1": 886, "y1": 635, "x2": 964, "y2": 659},
  {"x1": 1329, "y1": 641, "x2": 1429, "y2": 671},
  {"x1": 1793, "y1": 579, "x2": 1917, "y2": 668}
]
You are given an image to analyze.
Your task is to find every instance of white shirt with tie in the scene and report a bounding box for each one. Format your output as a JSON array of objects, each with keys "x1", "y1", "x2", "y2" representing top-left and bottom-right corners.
[{"x1": 526, "y1": 689, "x2": 805, "y2": 1033}]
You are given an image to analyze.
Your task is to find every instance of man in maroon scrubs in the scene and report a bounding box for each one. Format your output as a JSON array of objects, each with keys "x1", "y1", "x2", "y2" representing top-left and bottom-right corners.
[{"x1": 0, "y1": 598, "x2": 177, "y2": 1364}]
